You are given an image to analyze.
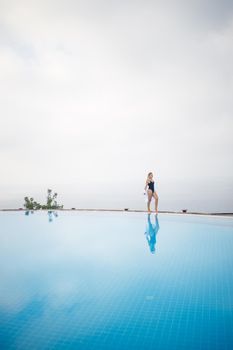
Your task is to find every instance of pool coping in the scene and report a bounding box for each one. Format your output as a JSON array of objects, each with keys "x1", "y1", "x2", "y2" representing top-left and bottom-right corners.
[{"x1": 0, "y1": 208, "x2": 232, "y2": 218}]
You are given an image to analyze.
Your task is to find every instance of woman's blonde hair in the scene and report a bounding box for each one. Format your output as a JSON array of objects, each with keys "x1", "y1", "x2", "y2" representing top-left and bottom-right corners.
[{"x1": 147, "y1": 172, "x2": 153, "y2": 177}]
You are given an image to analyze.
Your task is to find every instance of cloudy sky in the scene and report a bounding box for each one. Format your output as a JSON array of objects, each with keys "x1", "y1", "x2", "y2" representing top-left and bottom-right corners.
[{"x1": 0, "y1": 0, "x2": 233, "y2": 212}]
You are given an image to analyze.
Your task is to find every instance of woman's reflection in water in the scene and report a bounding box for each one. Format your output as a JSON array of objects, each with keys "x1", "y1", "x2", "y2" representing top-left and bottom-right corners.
[{"x1": 145, "y1": 214, "x2": 160, "y2": 254}]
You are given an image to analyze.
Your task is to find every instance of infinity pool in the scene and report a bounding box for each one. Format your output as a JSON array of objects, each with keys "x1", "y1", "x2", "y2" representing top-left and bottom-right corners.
[{"x1": 0, "y1": 211, "x2": 233, "y2": 349}]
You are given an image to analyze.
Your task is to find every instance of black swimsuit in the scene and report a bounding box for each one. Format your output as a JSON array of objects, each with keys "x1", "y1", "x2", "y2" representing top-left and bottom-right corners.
[{"x1": 148, "y1": 181, "x2": 155, "y2": 193}]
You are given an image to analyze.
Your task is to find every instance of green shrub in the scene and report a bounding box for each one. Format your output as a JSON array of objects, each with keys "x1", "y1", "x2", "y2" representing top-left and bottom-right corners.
[{"x1": 23, "y1": 189, "x2": 63, "y2": 210}]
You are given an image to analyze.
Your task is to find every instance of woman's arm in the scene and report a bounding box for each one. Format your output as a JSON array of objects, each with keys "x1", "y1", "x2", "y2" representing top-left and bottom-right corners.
[{"x1": 144, "y1": 180, "x2": 148, "y2": 192}]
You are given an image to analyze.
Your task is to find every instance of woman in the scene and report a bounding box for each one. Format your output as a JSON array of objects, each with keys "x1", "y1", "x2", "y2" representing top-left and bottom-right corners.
[{"x1": 144, "y1": 172, "x2": 159, "y2": 213}]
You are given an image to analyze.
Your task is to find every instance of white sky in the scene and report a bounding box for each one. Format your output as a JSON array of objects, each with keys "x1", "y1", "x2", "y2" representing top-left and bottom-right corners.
[{"x1": 0, "y1": 0, "x2": 233, "y2": 212}]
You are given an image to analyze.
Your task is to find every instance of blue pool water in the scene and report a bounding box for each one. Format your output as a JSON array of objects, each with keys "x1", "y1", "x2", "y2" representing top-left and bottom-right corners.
[{"x1": 0, "y1": 211, "x2": 233, "y2": 350}]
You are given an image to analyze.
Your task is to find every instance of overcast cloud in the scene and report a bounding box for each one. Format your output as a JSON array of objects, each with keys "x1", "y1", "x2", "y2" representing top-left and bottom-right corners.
[{"x1": 0, "y1": 0, "x2": 233, "y2": 212}]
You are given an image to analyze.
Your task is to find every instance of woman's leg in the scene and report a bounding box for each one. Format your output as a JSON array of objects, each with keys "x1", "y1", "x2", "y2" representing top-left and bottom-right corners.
[
  {"x1": 147, "y1": 190, "x2": 152, "y2": 212},
  {"x1": 153, "y1": 192, "x2": 159, "y2": 213}
]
